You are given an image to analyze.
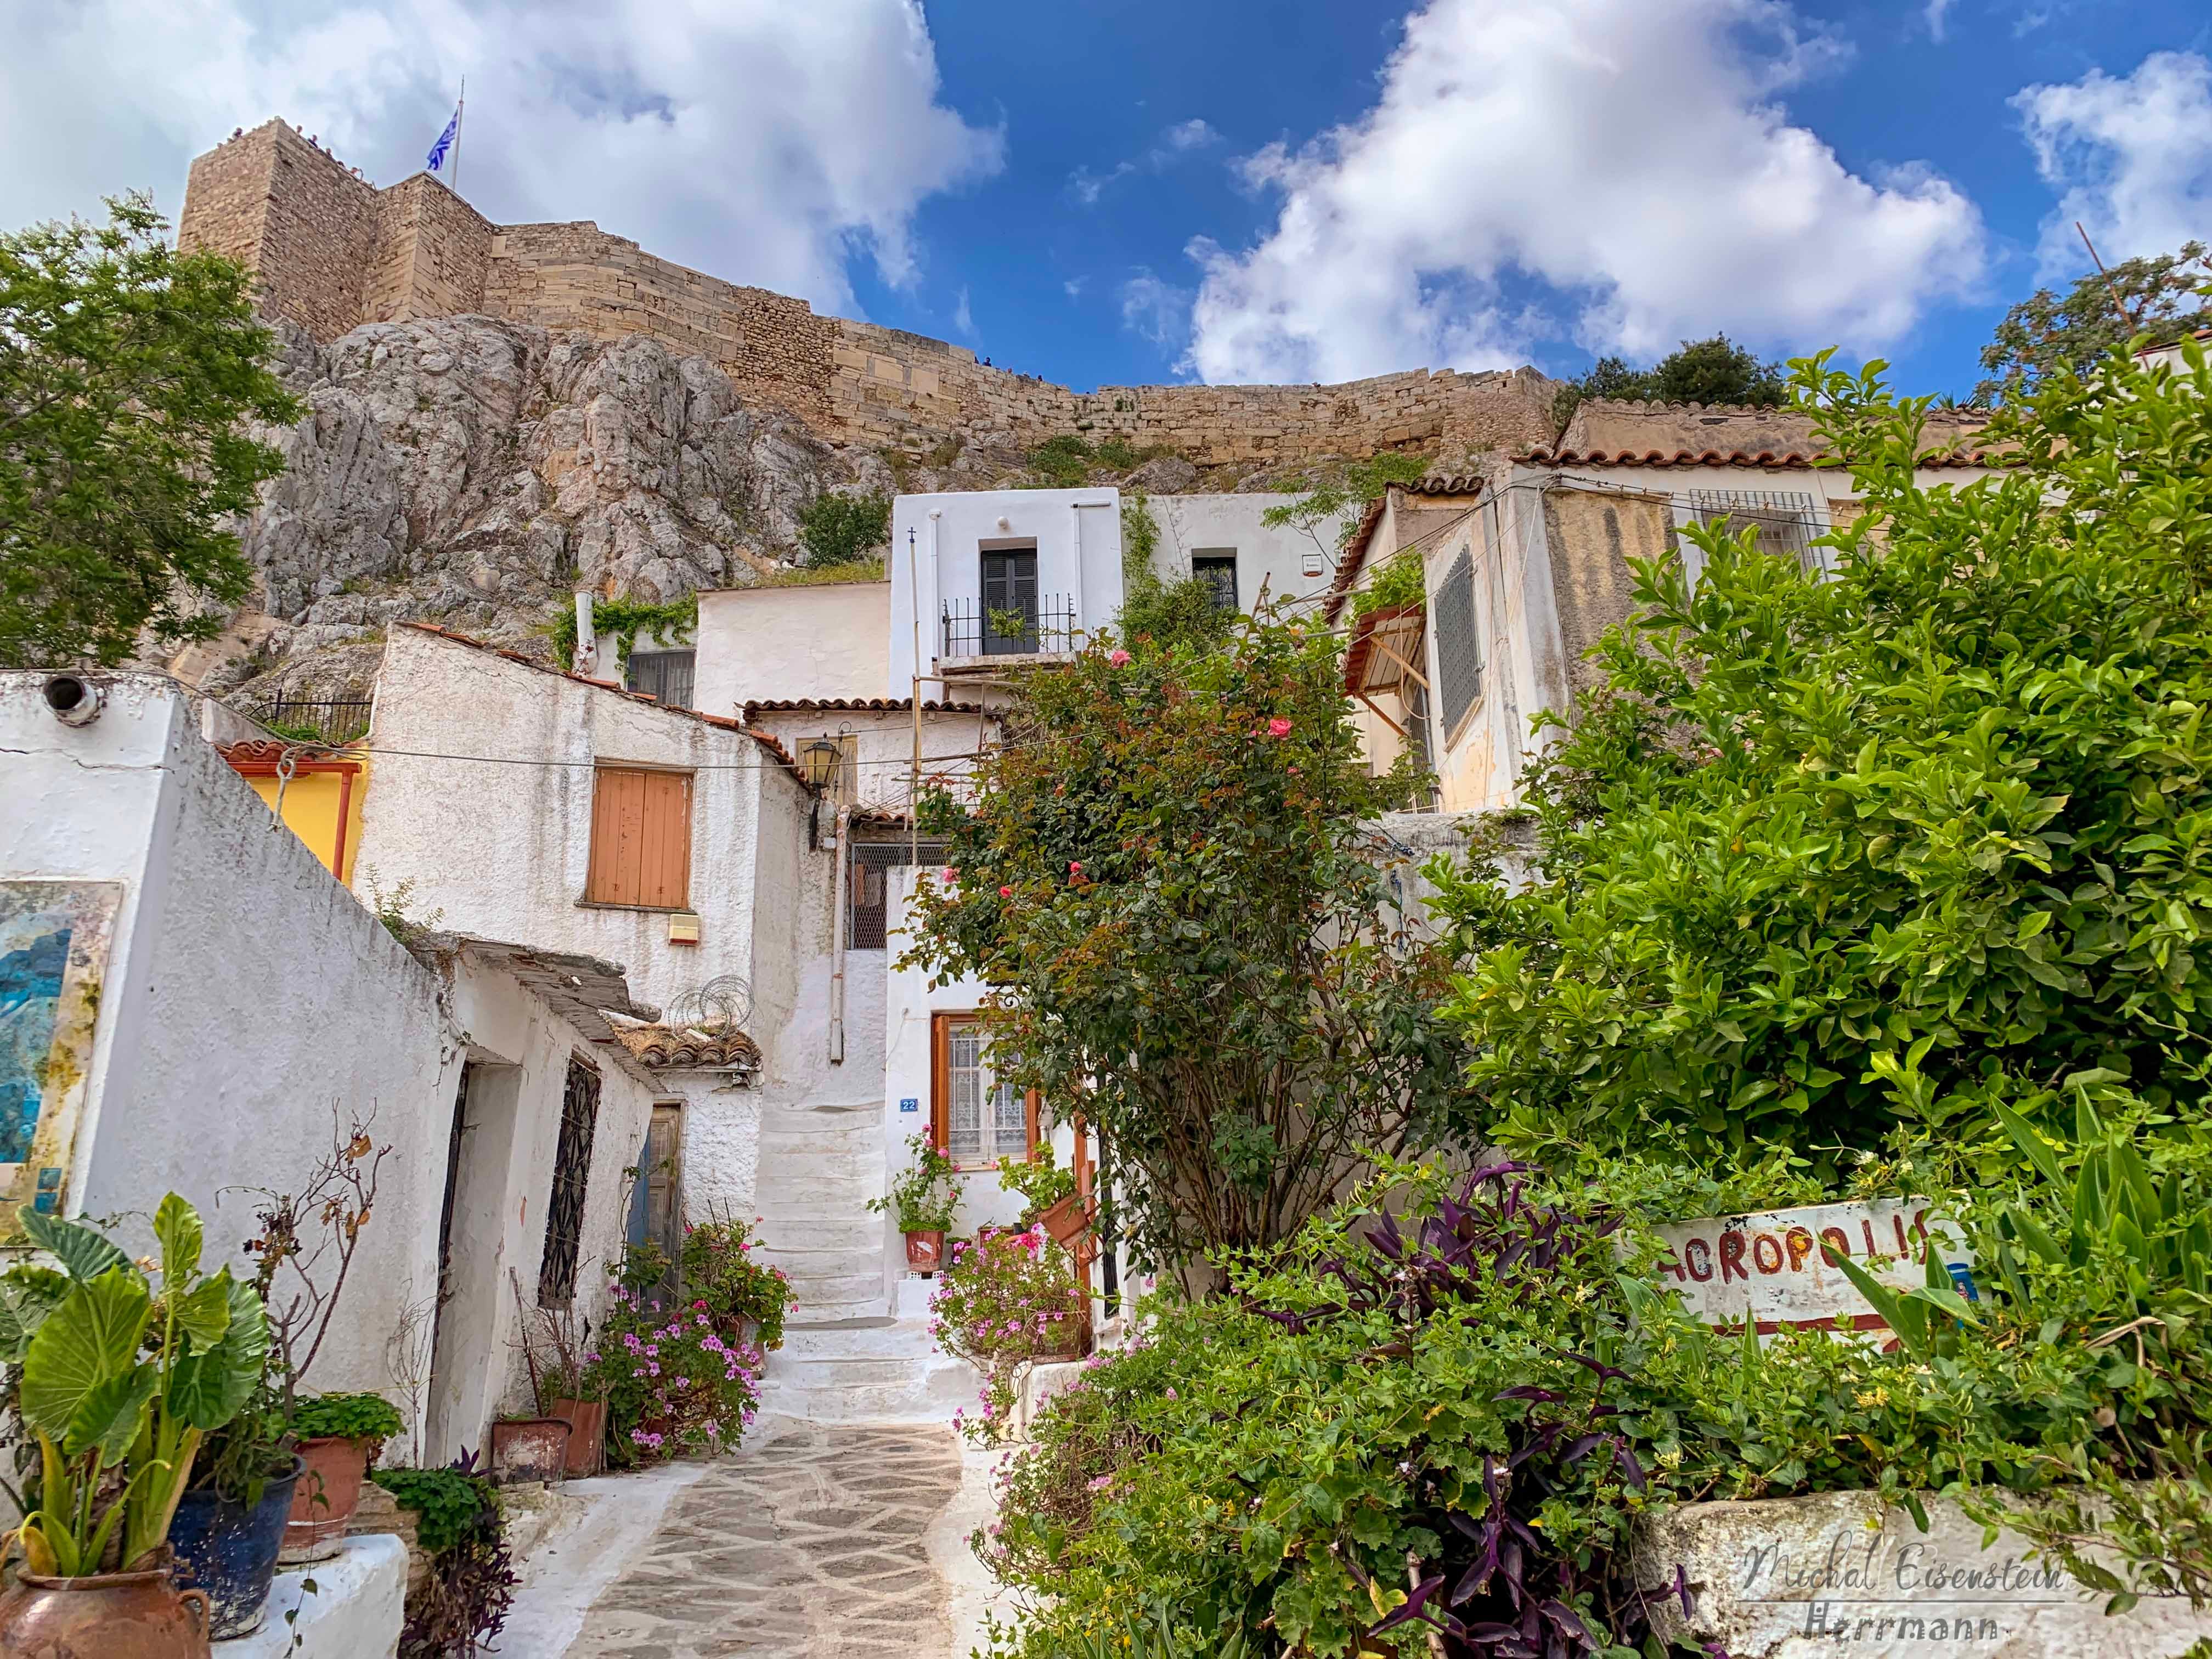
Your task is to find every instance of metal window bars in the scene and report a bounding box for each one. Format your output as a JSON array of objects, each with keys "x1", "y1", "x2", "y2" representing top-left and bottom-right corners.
[
  {"x1": 941, "y1": 594, "x2": 1080, "y2": 658},
  {"x1": 1688, "y1": 489, "x2": 1828, "y2": 577},
  {"x1": 537, "y1": 1058, "x2": 602, "y2": 1308},
  {"x1": 847, "y1": 840, "x2": 950, "y2": 950},
  {"x1": 627, "y1": 649, "x2": 696, "y2": 710}
]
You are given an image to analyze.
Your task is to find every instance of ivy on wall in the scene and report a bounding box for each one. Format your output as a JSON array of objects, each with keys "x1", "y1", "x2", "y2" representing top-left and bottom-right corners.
[{"x1": 544, "y1": 594, "x2": 698, "y2": 676}]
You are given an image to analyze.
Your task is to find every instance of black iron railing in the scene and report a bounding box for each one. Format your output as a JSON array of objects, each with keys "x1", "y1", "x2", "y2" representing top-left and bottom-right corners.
[
  {"x1": 246, "y1": 695, "x2": 373, "y2": 744},
  {"x1": 941, "y1": 594, "x2": 1079, "y2": 658}
]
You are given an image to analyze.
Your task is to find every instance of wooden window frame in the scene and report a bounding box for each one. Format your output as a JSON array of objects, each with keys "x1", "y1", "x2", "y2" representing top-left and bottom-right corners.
[
  {"x1": 584, "y1": 763, "x2": 695, "y2": 912},
  {"x1": 930, "y1": 1012, "x2": 1040, "y2": 1170}
]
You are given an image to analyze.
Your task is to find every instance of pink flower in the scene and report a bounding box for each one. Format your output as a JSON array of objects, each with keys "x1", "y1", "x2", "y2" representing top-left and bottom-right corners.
[
  {"x1": 999, "y1": 886, "x2": 1013, "y2": 898},
  {"x1": 1267, "y1": 718, "x2": 1293, "y2": 738},
  {"x1": 1068, "y1": 860, "x2": 1084, "y2": 875},
  {"x1": 1108, "y1": 648, "x2": 1131, "y2": 667}
]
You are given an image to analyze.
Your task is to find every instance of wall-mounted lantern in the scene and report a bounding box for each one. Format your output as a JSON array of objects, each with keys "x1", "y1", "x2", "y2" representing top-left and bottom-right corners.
[{"x1": 800, "y1": 736, "x2": 843, "y2": 793}]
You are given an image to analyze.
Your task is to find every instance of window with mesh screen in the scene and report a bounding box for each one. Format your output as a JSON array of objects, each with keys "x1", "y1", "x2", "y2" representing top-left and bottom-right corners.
[
  {"x1": 847, "y1": 840, "x2": 949, "y2": 949},
  {"x1": 537, "y1": 1058, "x2": 601, "y2": 1308},
  {"x1": 934, "y1": 1014, "x2": 1032, "y2": 1164},
  {"x1": 1192, "y1": 551, "x2": 1239, "y2": 611},
  {"x1": 628, "y1": 650, "x2": 696, "y2": 709},
  {"x1": 1432, "y1": 548, "x2": 1482, "y2": 733}
]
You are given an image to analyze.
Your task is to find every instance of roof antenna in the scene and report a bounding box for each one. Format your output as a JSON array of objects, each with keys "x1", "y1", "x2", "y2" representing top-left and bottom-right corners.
[{"x1": 2076, "y1": 222, "x2": 2142, "y2": 335}]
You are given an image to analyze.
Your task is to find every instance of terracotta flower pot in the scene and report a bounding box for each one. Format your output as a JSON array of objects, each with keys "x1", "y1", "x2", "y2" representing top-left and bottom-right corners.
[
  {"x1": 549, "y1": 1397, "x2": 607, "y2": 1475},
  {"x1": 0, "y1": 1560, "x2": 212, "y2": 1659},
  {"x1": 280, "y1": 1436, "x2": 371, "y2": 1564},
  {"x1": 1038, "y1": 1193, "x2": 1089, "y2": 1248},
  {"x1": 904, "y1": 1229, "x2": 945, "y2": 1273},
  {"x1": 489, "y1": 1417, "x2": 572, "y2": 1485}
]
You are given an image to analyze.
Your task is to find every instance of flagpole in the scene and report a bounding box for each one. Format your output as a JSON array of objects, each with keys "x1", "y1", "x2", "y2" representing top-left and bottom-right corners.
[{"x1": 453, "y1": 77, "x2": 465, "y2": 194}]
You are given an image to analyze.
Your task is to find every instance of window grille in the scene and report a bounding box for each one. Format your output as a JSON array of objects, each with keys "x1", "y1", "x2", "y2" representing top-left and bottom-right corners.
[
  {"x1": 941, "y1": 1019, "x2": 1028, "y2": 1163},
  {"x1": 538, "y1": 1059, "x2": 601, "y2": 1308},
  {"x1": 1688, "y1": 490, "x2": 1825, "y2": 575},
  {"x1": 941, "y1": 594, "x2": 1079, "y2": 657},
  {"x1": 628, "y1": 650, "x2": 696, "y2": 710},
  {"x1": 1432, "y1": 548, "x2": 1482, "y2": 733},
  {"x1": 1192, "y1": 551, "x2": 1239, "y2": 611},
  {"x1": 848, "y1": 840, "x2": 949, "y2": 949}
]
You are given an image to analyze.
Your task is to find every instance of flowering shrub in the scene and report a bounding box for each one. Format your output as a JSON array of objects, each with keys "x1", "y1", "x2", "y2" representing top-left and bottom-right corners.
[
  {"x1": 929, "y1": 1225, "x2": 1086, "y2": 1441},
  {"x1": 598, "y1": 1278, "x2": 764, "y2": 1468},
  {"x1": 679, "y1": 1216, "x2": 796, "y2": 1352}
]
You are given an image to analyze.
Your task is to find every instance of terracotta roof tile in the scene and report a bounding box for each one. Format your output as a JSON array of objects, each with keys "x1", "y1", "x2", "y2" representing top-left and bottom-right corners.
[
  {"x1": 1323, "y1": 475, "x2": 1485, "y2": 623},
  {"x1": 742, "y1": 696, "x2": 992, "y2": 720},
  {"x1": 1517, "y1": 445, "x2": 2016, "y2": 470}
]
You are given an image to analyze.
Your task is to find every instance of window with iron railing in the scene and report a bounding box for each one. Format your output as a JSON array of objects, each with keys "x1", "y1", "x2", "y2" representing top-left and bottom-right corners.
[
  {"x1": 628, "y1": 650, "x2": 696, "y2": 709},
  {"x1": 941, "y1": 594, "x2": 1079, "y2": 657},
  {"x1": 1688, "y1": 490, "x2": 1826, "y2": 577},
  {"x1": 1192, "y1": 551, "x2": 1239, "y2": 611},
  {"x1": 537, "y1": 1058, "x2": 601, "y2": 1308}
]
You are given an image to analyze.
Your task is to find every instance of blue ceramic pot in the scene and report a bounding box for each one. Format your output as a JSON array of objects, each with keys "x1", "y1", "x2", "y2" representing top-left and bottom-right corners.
[{"x1": 170, "y1": 1457, "x2": 303, "y2": 1638}]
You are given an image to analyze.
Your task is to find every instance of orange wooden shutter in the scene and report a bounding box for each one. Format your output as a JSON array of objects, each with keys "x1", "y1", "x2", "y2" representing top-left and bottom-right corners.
[{"x1": 587, "y1": 768, "x2": 692, "y2": 907}]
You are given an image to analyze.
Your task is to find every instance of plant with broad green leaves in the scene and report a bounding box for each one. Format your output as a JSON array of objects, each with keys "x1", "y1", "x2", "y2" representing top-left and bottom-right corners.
[
  {"x1": 2, "y1": 1196, "x2": 268, "y2": 1576},
  {"x1": 996, "y1": 1143, "x2": 1077, "y2": 1221},
  {"x1": 291, "y1": 1391, "x2": 405, "y2": 1448}
]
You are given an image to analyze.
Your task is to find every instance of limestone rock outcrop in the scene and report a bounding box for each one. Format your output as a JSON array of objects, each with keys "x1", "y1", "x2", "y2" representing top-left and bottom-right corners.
[{"x1": 205, "y1": 314, "x2": 909, "y2": 696}]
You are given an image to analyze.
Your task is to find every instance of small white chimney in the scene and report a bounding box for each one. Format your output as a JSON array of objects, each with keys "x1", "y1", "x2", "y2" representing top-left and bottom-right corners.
[{"x1": 573, "y1": 590, "x2": 597, "y2": 675}]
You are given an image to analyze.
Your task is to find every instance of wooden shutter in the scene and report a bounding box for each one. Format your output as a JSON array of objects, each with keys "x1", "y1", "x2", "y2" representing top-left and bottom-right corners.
[{"x1": 586, "y1": 766, "x2": 693, "y2": 907}]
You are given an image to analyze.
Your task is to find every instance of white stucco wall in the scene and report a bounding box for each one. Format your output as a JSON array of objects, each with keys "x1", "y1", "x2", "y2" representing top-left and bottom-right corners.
[
  {"x1": 883, "y1": 868, "x2": 1073, "y2": 1265},
  {"x1": 430, "y1": 952, "x2": 664, "y2": 1461},
  {"x1": 692, "y1": 583, "x2": 892, "y2": 717},
  {"x1": 354, "y1": 626, "x2": 776, "y2": 1019},
  {"x1": 1141, "y1": 493, "x2": 1353, "y2": 616},
  {"x1": 0, "y1": 674, "x2": 454, "y2": 1406},
  {"x1": 889, "y1": 489, "x2": 1124, "y2": 696}
]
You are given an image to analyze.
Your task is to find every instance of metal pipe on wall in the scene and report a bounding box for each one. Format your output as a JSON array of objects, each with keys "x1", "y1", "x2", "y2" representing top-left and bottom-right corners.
[{"x1": 827, "y1": 803, "x2": 850, "y2": 1065}]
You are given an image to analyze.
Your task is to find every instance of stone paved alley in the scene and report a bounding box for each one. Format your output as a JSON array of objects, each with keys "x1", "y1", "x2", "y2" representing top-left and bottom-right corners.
[{"x1": 508, "y1": 1418, "x2": 979, "y2": 1659}]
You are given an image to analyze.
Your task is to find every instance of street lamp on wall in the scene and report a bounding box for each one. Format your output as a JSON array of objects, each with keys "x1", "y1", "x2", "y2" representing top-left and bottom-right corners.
[{"x1": 800, "y1": 736, "x2": 843, "y2": 793}]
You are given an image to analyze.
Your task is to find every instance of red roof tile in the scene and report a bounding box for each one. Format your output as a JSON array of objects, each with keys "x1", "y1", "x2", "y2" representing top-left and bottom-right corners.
[{"x1": 1516, "y1": 446, "x2": 2017, "y2": 470}]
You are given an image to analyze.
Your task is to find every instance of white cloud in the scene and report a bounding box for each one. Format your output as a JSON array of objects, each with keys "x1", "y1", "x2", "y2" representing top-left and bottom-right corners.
[
  {"x1": 1070, "y1": 117, "x2": 1224, "y2": 207},
  {"x1": 952, "y1": 286, "x2": 976, "y2": 339},
  {"x1": 1185, "y1": 0, "x2": 1987, "y2": 385},
  {"x1": 1925, "y1": 0, "x2": 1955, "y2": 42},
  {"x1": 2013, "y1": 51, "x2": 2212, "y2": 277},
  {"x1": 1120, "y1": 271, "x2": 1192, "y2": 349},
  {"x1": 1064, "y1": 277, "x2": 1088, "y2": 298},
  {"x1": 0, "y1": 0, "x2": 1003, "y2": 316}
]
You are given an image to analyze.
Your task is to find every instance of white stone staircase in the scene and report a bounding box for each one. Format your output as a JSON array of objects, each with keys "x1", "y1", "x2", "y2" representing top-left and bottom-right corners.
[{"x1": 750, "y1": 1101, "x2": 975, "y2": 1422}]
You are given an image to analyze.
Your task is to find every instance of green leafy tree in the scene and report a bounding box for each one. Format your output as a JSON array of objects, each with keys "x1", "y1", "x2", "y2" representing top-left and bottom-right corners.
[
  {"x1": 904, "y1": 613, "x2": 1466, "y2": 1277},
  {"x1": 797, "y1": 489, "x2": 890, "y2": 567},
  {"x1": 1550, "y1": 333, "x2": 1786, "y2": 432},
  {"x1": 1, "y1": 193, "x2": 299, "y2": 668},
  {"x1": 1434, "y1": 340, "x2": 2212, "y2": 1183},
  {"x1": 1975, "y1": 241, "x2": 2211, "y2": 404},
  {"x1": 1259, "y1": 452, "x2": 1431, "y2": 575}
]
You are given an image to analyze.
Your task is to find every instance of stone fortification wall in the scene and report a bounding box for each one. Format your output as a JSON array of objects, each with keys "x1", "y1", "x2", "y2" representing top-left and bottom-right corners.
[
  {"x1": 180, "y1": 122, "x2": 1559, "y2": 466},
  {"x1": 1560, "y1": 397, "x2": 1993, "y2": 458}
]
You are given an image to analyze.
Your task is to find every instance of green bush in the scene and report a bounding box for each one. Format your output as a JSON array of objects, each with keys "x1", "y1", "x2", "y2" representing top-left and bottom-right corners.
[
  {"x1": 797, "y1": 490, "x2": 890, "y2": 567},
  {"x1": 292, "y1": 1390, "x2": 404, "y2": 1447},
  {"x1": 679, "y1": 1216, "x2": 795, "y2": 1352},
  {"x1": 996, "y1": 1144, "x2": 1077, "y2": 1220}
]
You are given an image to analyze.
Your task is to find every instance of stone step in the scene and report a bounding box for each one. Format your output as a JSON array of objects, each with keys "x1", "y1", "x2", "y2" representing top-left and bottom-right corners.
[
  {"x1": 778, "y1": 1319, "x2": 940, "y2": 1361},
  {"x1": 760, "y1": 1118, "x2": 881, "y2": 1147},
  {"x1": 754, "y1": 1169, "x2": 881, "y2": 1205},
  {"x1": 752, "y1": 1358, "x2": 977, "y2": 1424},
  {"x1": 768, "y1": 1355, "x2": 937, "y2": 1388},
  {"x1": 752, "y1": 1218, "x2": 880, "y2": 1252},
  {"x1": 781, "y1": 1295, "x2": 887, "y2": 1323},
  {"x1": 780, "y1": 1272, "x2": 885, "y2": 1306}
]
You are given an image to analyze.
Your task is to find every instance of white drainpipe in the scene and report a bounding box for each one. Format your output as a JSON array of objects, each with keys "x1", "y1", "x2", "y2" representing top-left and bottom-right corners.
[
  {"x1": 827, "y1": 803, "x2": 850, "y2": 1065},
  {"x1": 573, "y1": 590, "x2": 597, "y2": 676}
]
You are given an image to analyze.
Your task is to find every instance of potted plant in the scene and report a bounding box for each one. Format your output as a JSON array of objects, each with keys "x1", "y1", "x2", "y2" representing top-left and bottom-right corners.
[
  {"x1": 283, "y1": 1391, "x2": 403, "y2": 1560},
  {"x1": 866, "y1": 1132, "x2": 964, "y2": 1273},
  {"x1": 523, "y1": 1302, "x2": 608, "y2": 1477},
  {"x1": 997, "y1": 1144, "x2": 1085, "y2": 1244},
  {"x1": 928, "y1": 1224, "x2": 1089, "y2": 1441},
  {"x1": 0, "y1": 1196, "x2": 268, "y2": 1658},
  {"x1": 171, "y1": 1114, "x2": 388, "y2": 1629}
]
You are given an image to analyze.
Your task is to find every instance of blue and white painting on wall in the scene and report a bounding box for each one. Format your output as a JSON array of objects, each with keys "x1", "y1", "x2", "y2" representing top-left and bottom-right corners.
[{"x1": 0, "y1": 882, "x2": 121, "y2": 1212}]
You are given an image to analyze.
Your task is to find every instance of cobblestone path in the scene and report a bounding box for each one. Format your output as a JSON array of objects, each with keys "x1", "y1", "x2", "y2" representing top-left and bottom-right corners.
[{"x1": 562, "y1": 1420, "x2": 966, "y2": 1659}]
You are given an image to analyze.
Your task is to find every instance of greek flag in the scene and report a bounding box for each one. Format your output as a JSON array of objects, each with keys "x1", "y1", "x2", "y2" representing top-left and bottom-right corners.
[{"x1": 426, "y1": 108, "x2": 459, "y2": 172}]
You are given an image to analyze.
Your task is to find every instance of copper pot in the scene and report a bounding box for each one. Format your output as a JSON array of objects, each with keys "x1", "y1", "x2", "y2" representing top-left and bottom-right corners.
[
  {"x1": 548, "y1": 1397, "x2": 607, "y2": 1476},
  {"x1": 489, "y1": 1417, "x2": 572, "y2": 1485},
  {"x1": 0, "y1": 1562, "x2": 212, "y2": 1659},
  {"x1": 281, "y1": 1435, "x2": 372, "y2": 1563}
]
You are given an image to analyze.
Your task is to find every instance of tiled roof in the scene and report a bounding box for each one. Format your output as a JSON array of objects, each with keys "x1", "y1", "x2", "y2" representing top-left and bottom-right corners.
[
  {"x1": 398, "y1": 622, "x2": 810, "y2": 788},
  {"x1": 743, "y1": 696, "x2": 991, "y2": 719},
  {"x1": 1517, "y1": 445, "x2": 2016, "y2": 470},
  {"x1": 217, "y1": 739, "x2": 361, "y2": 768}
]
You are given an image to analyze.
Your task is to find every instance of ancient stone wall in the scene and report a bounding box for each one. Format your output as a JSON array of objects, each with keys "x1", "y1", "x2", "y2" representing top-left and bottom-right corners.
[
  {"x1": 180, "y1": 123, "x2": 1561, "y2": 467},
  {"x1": 180, "y1": 121, "x2": 381, "y2": 344},
  {"x1": 1560, "y1": 397, "x2": 1993, "y2": 458},
  {"x1": 363, "y1": 174, "x2": 494, "y2": 323},
  {"x1": 479, "y1": 222, "x2": 836, "y2": 430}
]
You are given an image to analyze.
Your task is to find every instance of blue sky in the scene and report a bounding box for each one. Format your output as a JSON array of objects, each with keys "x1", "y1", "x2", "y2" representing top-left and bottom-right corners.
[{"x1": 3, "y1": 0, "x2": 2207, "y2": 404}]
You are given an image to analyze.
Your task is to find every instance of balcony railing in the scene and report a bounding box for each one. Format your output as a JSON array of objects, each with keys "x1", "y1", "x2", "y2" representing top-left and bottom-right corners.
[
  {"x1": 941, "y1": 594, "x2": 1079, "y2": 659},
  {"x1": 244, "y1": 695, "x2": 373, "y2": 744}
]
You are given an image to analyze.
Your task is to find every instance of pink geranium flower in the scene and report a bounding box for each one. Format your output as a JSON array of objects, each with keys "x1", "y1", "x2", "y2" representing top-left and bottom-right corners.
[
  {"x1": 1267, "y1": 718, "x2": 1293, "y2": 738},
  {"x1": 1108, "y1": 648, "x2": 1131, "y2": 666}
]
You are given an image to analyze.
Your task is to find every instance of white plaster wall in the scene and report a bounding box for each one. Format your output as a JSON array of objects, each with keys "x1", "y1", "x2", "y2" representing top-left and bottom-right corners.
[
  {"x1": 1430, "y1": 482, "x2": 1564, "y2": 815},
  {"x1": 354, "y1": 627, "x2": 769, "y2": 1018},
  {"x1": 1142, "y1": 494, "x2": 1353, "y2": 616},
  {"x1": 746, "y1": 707, "x2": 992, "y2": 820},
  {"x1": 889, "y1": 489, "x2": 1124, "y2": 695},
  {"x1": 431, "y1": 953, "x2": 664, "y2": 1460},
  {"x1": 692, "y1": 583, "x2": 891, "y2": 718},
  {"x1": 0, "y1": 674, "x2": 455, "y2": 1404}
]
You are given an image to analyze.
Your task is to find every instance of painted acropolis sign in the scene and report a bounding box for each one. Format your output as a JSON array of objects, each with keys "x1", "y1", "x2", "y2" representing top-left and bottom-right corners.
[{"x1": 1652, "y1": 1199, "x2": 1972, "y2": 1337}]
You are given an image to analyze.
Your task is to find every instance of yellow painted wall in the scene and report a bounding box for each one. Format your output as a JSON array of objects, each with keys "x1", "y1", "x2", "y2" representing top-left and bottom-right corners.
[{"x1": 245, "y1": 766, "x2": 366, "y2": 883}]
